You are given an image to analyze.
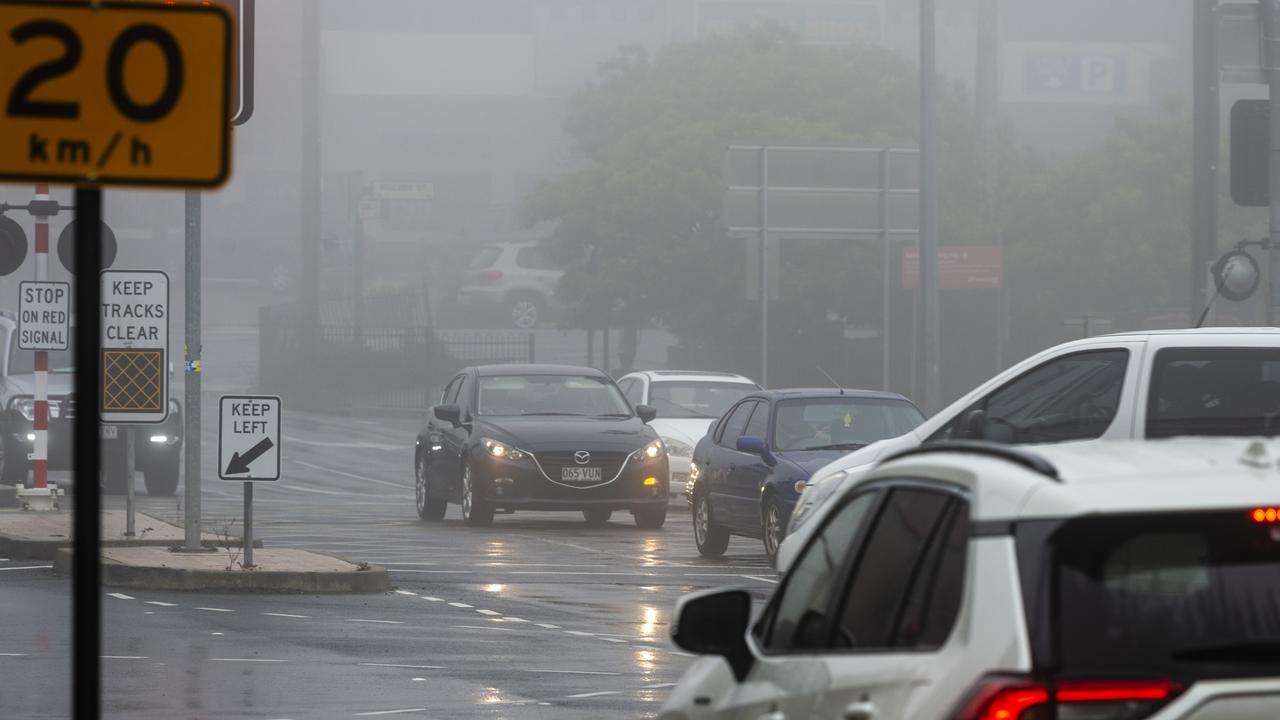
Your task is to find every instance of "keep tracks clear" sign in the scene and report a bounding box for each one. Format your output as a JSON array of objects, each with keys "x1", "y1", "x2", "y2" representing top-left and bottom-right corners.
[{"x1": 101, "y1": 269, "x2": 168, "y2": 424}]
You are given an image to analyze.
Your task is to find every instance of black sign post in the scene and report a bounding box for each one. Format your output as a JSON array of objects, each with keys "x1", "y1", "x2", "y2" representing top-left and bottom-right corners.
[{"x1": 71, "y1": 186, "x2": 102, "y2": 720}]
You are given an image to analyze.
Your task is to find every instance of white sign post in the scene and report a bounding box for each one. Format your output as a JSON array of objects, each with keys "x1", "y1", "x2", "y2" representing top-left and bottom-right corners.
[
  {"x1": 219, "y1": 394, "x2": 281, "y2": 568},
  {"x1": 100, "y1": 269, "x2": 169, "y2": 537},
  {"x1": 18, "y1": 281, "x2": 70, "y2": 351}
]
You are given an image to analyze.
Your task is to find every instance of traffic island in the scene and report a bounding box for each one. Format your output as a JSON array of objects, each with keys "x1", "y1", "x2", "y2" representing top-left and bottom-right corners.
[
  {"x1": 0, "y1": 508, "x2": 259, "y2": 560},
  {"x1": 52, "y1": 546, "x2": 392, "y2": 593}
]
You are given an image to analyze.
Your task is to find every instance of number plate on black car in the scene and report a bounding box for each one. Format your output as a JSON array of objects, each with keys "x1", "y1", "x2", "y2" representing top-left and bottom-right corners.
[{"x1": 562, "y1": 467, "x2": 603, "y2": 483}]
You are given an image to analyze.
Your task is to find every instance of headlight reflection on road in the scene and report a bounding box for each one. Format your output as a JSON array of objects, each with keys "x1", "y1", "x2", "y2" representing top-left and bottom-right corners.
[
  {"x1": 639, "y1": 606, "x2": 660, "y2": 639},
  {"x1": 483, "y1": 583, "x2": 505, "y2": 594},
  {"x1": 640, "y1": 537, "x2": 661, "y2": 566},
  {"x1": 633, "y1": 648, "x2": 657, "y2": 680},
  {"x1": 485, "y1": 541, "x2": 507, "y2": 559}
]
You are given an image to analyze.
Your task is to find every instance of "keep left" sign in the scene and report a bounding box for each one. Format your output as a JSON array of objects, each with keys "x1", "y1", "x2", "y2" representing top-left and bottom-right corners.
[{"x1": 219, "y1": 394, "x2": 281, "y2": 481}]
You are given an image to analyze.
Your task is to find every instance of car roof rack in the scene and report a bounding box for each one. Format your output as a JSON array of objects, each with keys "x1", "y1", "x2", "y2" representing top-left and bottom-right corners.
[{"x1": 882, "y1": 440, "x2": 1060, "y2": 481}]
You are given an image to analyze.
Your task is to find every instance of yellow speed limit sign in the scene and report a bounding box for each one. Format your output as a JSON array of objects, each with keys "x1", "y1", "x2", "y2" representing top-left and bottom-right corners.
[{"x1": 0, "y1": 1, "x2": 231, "y2": 188}]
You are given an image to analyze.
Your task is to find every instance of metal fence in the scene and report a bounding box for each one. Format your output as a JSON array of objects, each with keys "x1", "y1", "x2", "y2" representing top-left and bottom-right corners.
[{"x1": 259, "y1": 304, "x2": 535, "y2": 411}]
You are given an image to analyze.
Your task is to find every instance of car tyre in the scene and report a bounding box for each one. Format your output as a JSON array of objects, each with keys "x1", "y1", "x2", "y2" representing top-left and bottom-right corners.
[
  {"x1": 693, "y1": 492, "x2": 729, "y2": 557},
  {"x1": 508, "y1": 293, "x2": 543, "y2": 330},
  {"x1": 762, "y1": 496, "x2": 786, "y2": 567},
  {"x1": 460, "y1": 461, "x2": 494, "y2": 527},
  {"x1": 582, "y1": 508, "x2": 612, "y2": 526},
  {"x1": 633, "y1": 505, "x2": 666, "y2": 529},
  {"x1": 416, "y1": 455, "x2": 447, "y2": 521},
  {"x1": 143, "y1": 450, "x2": 180, "y2": 497}
]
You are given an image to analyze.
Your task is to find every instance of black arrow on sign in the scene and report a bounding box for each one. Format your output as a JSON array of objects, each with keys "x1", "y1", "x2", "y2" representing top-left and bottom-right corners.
[{"x1": 225, "y1": 437, "x2": 274, "y2": 475}]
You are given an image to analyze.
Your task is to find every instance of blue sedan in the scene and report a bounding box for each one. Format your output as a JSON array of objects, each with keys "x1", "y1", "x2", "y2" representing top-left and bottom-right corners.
[{"x1": 686, "y1": 388, "x2": 924, "y2": 564}]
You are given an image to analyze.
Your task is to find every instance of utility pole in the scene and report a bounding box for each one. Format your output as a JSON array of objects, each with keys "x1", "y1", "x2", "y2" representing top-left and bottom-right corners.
[
  {"x1": 300, "y1": 0, "x2": 322, "y2": 353},
  {"x1": 1192, "y1": 0, "x2": 1220, "y2": 325},
  {"x1": 1265, "y1": 1, "x2": 1280, "y2": 325},
  {"x1": 919, "y1": 0, "x2": 942, "y2": 412},
  {"x1": 976, "y1": 0, "x2": 1004, "y2": 370},
  {"x1": 183, "y1": 190, "x2": 202, "y2": 549}
]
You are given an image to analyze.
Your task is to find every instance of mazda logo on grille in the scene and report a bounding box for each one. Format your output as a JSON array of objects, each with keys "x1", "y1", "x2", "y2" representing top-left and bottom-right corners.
[{"x1": 574, "y1": 451, "x2": 591, "y2": 465}]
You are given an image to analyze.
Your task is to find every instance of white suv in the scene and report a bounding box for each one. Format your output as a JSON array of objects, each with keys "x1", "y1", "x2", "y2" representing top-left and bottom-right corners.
[
  {"x1": 616, "y1": 371, "x2": 760, "y2": 499},
  {"x1": 456, "y1": 242, "x2": 563, "y2": 329},
  {"x1": 782, "y1": 328, "x2": 1280, "y2": 573},
  {"x1": 661, "y1": 438, "x2": 1280, "y2": 720}
]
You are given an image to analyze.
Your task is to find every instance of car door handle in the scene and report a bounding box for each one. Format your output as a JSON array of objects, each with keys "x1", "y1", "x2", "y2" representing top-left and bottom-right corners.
[{"x1": 843, "y1": 701, "x2": 876, "y2": 720}]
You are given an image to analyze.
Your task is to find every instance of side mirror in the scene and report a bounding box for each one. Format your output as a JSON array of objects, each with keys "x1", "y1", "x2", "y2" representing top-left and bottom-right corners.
[
  {"x1": 433, "y1": 404, "x2": 462, "y2": 426},
  {"x1": 736, "y1": 435, "x2": 769, "y2": 459},
  {"x1": 636, "y1": 404, "x2": 657, "y2": 423},
  {"x1": 671, "y1": 588, "x2": 754, "y2": 682},
  {"x1": 960, "y1": 409, "x2": 986, "y2": 439}
]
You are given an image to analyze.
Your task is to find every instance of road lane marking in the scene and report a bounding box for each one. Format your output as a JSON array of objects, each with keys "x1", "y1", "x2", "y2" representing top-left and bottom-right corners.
[
  {"x1": 346, "y1": 619, "x2": 404, "y2": 625},
  {"x1": 286, "y1": 438, "x2": 411, "y2": 453},
  {"x1": 107, "y1": 592, "x2": 135, "y2": 600},
  {"x1": 0, "y1": 565, "x2": 53, "y2": 571},
  {"x1": 196, "y1": 607, "x2": 235, "y2": 613},
  {"x1": 261, "y1": 612, "x2": 310, "y2": 619},
  {"x1": 0, "y1": 653, "x2": 28, "y2": 657},
  {"x1": 393, "y1": 590, "x2": 418, "y2": 596},
  {"x1": 358, "y1": 663, "x2": 446, "y2": 670},
  {"x1": 447, "y1": 602, "x2": 472, "y2": 608},
  {"x1": 599, "y1": 637, "x2": 627, "y2": 643},
  {"x1": 566, "y1": 691, "x2": 622, "y2": 699},
  {"x1": 144, "y1": 601, "x2": 178, "y2": 607},
  {"x1": 741, "y1": 575, "x2": 780, "y2": 584},
  {"x1": 502, "y1": 617, "x2": 528, "y2": 623},
  {"x1": 210, "y1": 658, "x2": 287, "y2": 663},
  {"x1": 565, "y1": 631, "x2": 595, "y2": 636},
  {"x1": 530, "y1": 670, "x2": 621, "y2": 676},
  {"x1": 475, "y1": 609, "x2": 500, "y2": 616},
  {"x1": 276, "y1": 484, "x2": 358, "y2": 497},
  {"x1": 452, "y1": 624, "x2": 524, "y2": 632},
  {"x1": 420, "y1": 597, "x2": 443, "y2": 602},
  {"x1": 643, "y1": 683, "x2": 677, "y2": 689},
  {"x1": 292, "y1": 459, "x2": 413, "y2": 490},
  {"x1": 102, "y1": 655, "x2": 147, "y2": 659},
  {"x1": 536, "y1": 623, "x2": 561, "y2": 630},
  {"x1": 389, "y1": 569, "x2": 473, "y2": 574},
  {"x1": 354, "y1": 709, "x2": 428, "y2": 717}
]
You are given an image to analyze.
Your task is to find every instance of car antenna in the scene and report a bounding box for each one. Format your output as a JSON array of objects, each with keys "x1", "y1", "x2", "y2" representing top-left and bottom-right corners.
[{"x1": 816, "y1": 366, "x2": 845, "y2": 396}]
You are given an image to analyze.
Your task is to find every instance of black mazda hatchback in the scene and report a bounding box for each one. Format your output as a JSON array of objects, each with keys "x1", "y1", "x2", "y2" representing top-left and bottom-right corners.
[{"x1": 414, "y1": 364, "x2": 669, "y2": 528}]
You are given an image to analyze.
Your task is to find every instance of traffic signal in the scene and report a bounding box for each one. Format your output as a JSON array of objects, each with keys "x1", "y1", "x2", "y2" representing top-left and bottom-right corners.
[
  {"x1": 57, "y1": 220, "x2": 117, "y2": 273},
  {"x1": 0, "y1": 215, "x2": 27, "y2": 276}
]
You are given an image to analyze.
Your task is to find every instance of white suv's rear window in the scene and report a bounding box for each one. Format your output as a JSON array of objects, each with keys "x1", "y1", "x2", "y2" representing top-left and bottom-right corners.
[{"x1": 1052, "y1": 511, "x2": 1280, "y2": 679}]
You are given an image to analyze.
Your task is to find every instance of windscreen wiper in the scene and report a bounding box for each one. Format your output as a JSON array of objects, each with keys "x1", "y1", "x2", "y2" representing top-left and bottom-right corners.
[
  {"x1": 798, "y1": 443, "x2": 866, "y2": 451},
  {"x1": 519, "y1": 412, "x2": 585, "y2": 417},
  {"x1": 1172, "y1": 641, "x2": 1280, "y2": 664}
]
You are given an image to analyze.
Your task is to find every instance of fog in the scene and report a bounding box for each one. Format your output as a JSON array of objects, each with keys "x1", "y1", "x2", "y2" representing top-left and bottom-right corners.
[{"x1": 2, "y1": 0, "x2": 1261, "y2": 415}]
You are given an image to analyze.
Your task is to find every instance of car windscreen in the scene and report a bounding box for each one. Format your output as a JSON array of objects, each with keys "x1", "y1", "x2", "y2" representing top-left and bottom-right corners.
[
  {"x1": 476, "y1": 374, "x2": 632, "y2": 417},
  {"x1": 1147, "y1": 348, "x2": 1280, "y2": 438},
  {"x1": 1052, "y1": 511, "x2": 1280, "y2": 679},
  {"x1": 773, "y1": 397, "x2": 925, "y2": 451},
  {"x1": 467, "y1": 246, "x2": 502, "y2": 270},
  {"x1": 647, "y1": 381, "x2": 755, "y2": 419},
  {"x1": 9, "y1": 344, "x2": 74, "y2": 375}
]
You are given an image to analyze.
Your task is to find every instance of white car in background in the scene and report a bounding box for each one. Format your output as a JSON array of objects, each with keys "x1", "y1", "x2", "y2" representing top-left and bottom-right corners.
[
  {"x1": 456, "y1": 242, "x2": 563, "y2": 329},
  {"x1": 661, "y1": 437, "x2": 1280, "y2": 720},
  {"x1": 616, "y1": 371, "x2": 759, "y2": 500},
  {"x1": 779, "y1": 327, "x2": 1280, "y2": 573}
]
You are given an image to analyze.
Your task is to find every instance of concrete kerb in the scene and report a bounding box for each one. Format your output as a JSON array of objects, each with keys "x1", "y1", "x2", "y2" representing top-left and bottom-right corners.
[
  {"x1": 0, "y1": 509, "x2": 262, "y2": 561},
  {"x1": 52, "y1": 547, "x2": 392, "y2": 593}
]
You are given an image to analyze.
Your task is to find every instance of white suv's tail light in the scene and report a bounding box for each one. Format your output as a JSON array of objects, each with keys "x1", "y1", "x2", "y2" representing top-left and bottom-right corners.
[{"x1": 954, "y1": 676, "x2": 1182, "y2": 720}]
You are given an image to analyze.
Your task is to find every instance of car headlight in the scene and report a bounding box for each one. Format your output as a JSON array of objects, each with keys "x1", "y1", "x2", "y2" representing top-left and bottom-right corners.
[
  {"x1": 660, "y1": 436, "x2": 693, "y2": 458},
  {"x1": 689, "y1": 461, "x2": 701, "y2": 482},
  {"x1": 632, "y1": 439, "x2": 664, "y2": 462},
  {"x1": 789, "y1": 469, "x2": 847, "y2": 533},
  {"x1": 9, "y1": 398, "x2": 35, "y2": 422},
  {"x1": 481, "y1": 438, "x2": 526, "y2": 461}
]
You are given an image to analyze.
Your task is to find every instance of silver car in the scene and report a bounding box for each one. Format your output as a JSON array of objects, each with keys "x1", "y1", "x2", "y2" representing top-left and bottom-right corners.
[{"x1": 456, "y1": 242, "x2": 563, "y2": 329}]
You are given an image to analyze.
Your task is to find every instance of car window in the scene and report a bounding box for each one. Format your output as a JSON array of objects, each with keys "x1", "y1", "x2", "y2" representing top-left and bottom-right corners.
[
  {"x1": 647, "y1": 381, "x2": 756, "y2": 419},
  {"x1": 618, "y1": 378, "x2": 643, "y2": 405},
  {"x1": 467, "y1": 246, "x2": 502, "y2": 269},
  {"x1": 761, "y1": 491, "x2": 879, "y2": 652},
  {"x1": 475, "y1": 374, "x2": 632, "y2": 417},
  {"x1": 931, "y1": 349, "x2": 1129, "y2": 444},
  {"x1": 774, "y1": 397, "x2": 925, "y2": 451},
  {"x1": 442, "y1": 375, "x2": 463, "y2": 404},
  {"x1": 834, "y1": 488, "x2": 952, "y2": 650},
  {"x1": 515, "y1": 246, "x2": 558, "y2": 270},
  {"x1": 742, "y1": 400, "x2": 770, "y2": 441},
  {"x1": 892, "y1": 500, "x2": 970, "y2": 648},
  {"x1": 1147, "y1": 348, "x2": 1280, "y2": 438},
  {"x1": 717, "y1": 400, "x2": 757, "y2": 448}
]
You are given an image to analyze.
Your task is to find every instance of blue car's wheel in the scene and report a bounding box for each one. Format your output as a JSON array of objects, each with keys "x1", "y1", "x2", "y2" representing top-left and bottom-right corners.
[
  {"x1": 762, "y1": 497, "x2": 786, "y2": 567},
  {"x1": 693, "y1": 491, "x2": 729, "y2": 557}
]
